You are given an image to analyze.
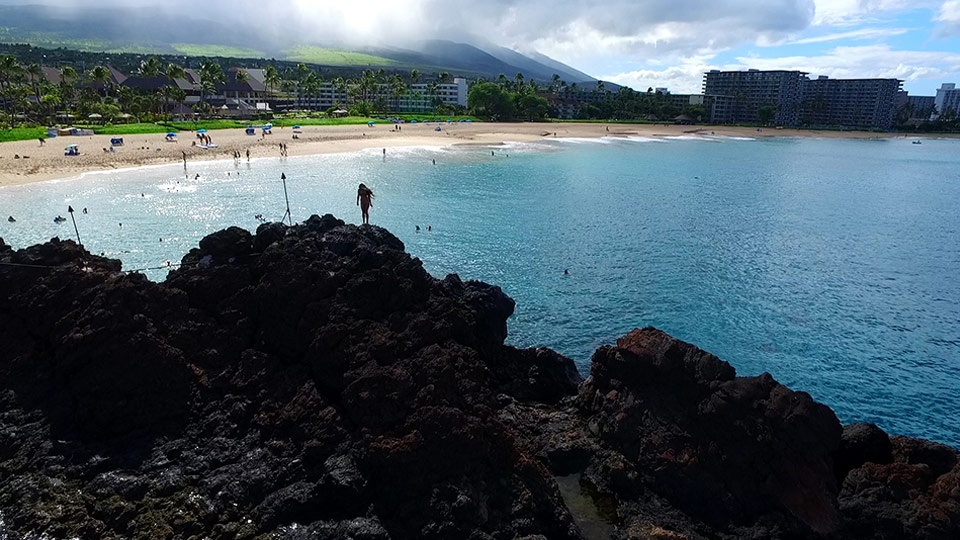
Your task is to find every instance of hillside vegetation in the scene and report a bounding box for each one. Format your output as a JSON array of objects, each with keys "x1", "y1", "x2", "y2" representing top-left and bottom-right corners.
[
  {"x1": 284, "y1": 46, "x2": 399, "y2": 67},
  {"x1": 172, "y1": 43, "x2": 267, "y2": 59}
]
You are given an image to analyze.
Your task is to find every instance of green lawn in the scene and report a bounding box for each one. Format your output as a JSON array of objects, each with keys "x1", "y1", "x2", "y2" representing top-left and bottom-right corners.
[
  {"x1": 283, "y1": 46, "x2": 398, "y2": 67},
  {"x1": 0, "y1": 126, "x2": 45, "y2": 143},
  {"x1": 0, "y1": 116, "x2": 484, "y2": 143},
  {"x1": 172, "y1": 43, "x2": 267, "y2": 59}
]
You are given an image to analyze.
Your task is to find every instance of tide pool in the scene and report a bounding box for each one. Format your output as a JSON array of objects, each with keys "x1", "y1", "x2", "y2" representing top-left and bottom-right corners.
[{"x1": 2, "y1": 135, "x2": 958, "y2": 448}]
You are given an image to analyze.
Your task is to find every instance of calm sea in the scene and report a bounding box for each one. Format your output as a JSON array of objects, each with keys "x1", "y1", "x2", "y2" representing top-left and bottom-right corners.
[{"x1": 2, "y1": 134, "x2": 958, "y2": 448}]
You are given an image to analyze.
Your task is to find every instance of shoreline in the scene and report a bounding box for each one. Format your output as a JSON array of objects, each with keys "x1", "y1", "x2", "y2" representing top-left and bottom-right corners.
[{"x1": 0, "y1": 122, "x2": 949, "y2": 187}]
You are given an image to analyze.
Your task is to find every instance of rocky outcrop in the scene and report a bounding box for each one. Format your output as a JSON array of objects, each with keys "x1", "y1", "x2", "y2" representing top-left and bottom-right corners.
[{"x1": 1, "y1": 215, "x2": 957, "y2": 539}]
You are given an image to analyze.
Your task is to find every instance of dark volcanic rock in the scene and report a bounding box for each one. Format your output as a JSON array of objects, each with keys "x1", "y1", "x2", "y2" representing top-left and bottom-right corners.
[
  {"x1": 576, "y1": 327, "x2": 844, "y2": 537},
  {"x1": 0, "y1": 218, "x2": 582, "y2": 540},
  {"x1": 1, "y1": 219, "x2": 958, "y2": 540},
  {"x1": 835, "y1": 422, "x2": 894, "y2": 481}
]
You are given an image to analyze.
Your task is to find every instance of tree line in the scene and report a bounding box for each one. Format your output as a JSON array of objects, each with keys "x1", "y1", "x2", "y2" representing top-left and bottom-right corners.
[
  {"x1": 0, "y1": 51, "x2": 472, "y2": 126},
  {"x1": 2, "y1": 43, "x2": 716, "y2": 126}
]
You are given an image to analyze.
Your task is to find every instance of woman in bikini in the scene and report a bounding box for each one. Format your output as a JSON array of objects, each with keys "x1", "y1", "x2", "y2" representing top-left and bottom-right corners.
[{"x1": 357, "y1": 183, "x2": 374, "y2": 224}]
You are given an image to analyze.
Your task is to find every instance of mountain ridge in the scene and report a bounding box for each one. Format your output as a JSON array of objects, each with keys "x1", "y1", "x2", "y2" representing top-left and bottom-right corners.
[{"x1": 0, "y1": 4, "x2": 596, "y2": 83}]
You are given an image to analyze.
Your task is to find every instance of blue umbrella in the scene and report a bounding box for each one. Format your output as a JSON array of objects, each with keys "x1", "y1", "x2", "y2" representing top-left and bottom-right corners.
[
  {"x1": 197, "y1": 128, "x2": 207, "y2": 133},
  {"x1": 166, "y1": 132, "x2": 176, "y2": 137}
]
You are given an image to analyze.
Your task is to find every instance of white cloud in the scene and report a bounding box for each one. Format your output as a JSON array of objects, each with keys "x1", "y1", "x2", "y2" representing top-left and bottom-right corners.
[
  {"x1": 936, "y1": 0, "x2": 960, "y2": 35},
  {"x1": 736, "y1": 44, "x2": 960, "y2": 89},
  {"x1": 604, "y1": 63, "x2": 713, "y2": 95},
  {"x1": 811, "y1": 0, "x2": 936, "y2": 26},
  {"x1": 787, "y1": 27, "x2": 911, "y2": 44}
]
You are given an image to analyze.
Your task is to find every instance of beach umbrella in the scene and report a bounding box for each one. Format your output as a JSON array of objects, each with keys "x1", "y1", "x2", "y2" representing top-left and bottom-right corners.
[
  {"x1": 197, "y1": 128, "x2": 207, "y2": 133},
  {"x1": 88, "y1": 113, "x2": 102, "y2": 119},
  {"x1": 166, "y1": 132, "x2": 177, "y2": 137}
]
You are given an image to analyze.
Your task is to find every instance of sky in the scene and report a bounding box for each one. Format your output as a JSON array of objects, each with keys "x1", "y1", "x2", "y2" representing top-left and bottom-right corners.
[{"x1": 4, "y1": 0, "x2": 960, "y2": 95}]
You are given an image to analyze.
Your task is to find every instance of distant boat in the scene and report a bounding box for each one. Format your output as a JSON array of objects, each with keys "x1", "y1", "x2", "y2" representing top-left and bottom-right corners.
[{"x1": 912, "y1": 140, "x2": 922, "y2": 144}]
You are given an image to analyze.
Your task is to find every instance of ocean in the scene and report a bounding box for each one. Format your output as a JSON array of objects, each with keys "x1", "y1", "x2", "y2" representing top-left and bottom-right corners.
[{"x1": 2, "y1": 134, "x2": 958, "y2": 448}]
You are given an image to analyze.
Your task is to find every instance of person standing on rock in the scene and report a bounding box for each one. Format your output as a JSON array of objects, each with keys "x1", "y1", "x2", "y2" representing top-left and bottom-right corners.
[{"x1": 357, "y1": 183, "x2": 374, "y2": 225}]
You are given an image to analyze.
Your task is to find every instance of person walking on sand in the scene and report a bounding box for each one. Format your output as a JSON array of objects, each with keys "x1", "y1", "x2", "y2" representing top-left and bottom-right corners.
[{"x1": 357, "y1": 183, "x2": 374, "y2": 225}]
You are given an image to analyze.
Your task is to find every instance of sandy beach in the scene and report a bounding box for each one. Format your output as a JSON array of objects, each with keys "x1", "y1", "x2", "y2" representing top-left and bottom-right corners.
[{"x1": 0, "y1": 122, "x2": 929, "y2": 187}]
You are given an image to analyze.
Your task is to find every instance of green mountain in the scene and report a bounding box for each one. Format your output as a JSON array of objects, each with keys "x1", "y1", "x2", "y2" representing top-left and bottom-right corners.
[{"x1": 0, "y1": 4, "x2": 597, "y2": 84}]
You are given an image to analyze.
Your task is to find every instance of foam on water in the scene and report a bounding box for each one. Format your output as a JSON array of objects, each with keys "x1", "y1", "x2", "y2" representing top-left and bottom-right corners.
[{"x1": 2, "y1": 136, "x2": 958, "y2": 448}]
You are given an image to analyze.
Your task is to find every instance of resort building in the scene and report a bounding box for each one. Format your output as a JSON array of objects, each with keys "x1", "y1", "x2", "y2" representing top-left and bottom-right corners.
[
  {"x1": 702, "y1": 69, "x2": 904, "y2": 129},
  {"x1": 899, "y1": 92, "x2": 936, "y2": 120},
  {"x1": 934, "y1": 83, "x2": 960, "y2": 118},
  {"x1": 702, "y1": 69, "x2": 807, "y2": 126},
  {"x1": 800, "y1": 76, "x2": 902, "y2": 130},
  {"x1": 287, "y1": 78, "x2": 469, "y2": 113}
]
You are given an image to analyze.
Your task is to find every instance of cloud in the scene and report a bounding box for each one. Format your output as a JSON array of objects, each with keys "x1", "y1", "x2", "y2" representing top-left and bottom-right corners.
[
  {"x1": 736, "y1": 44, "x2": 960, "y2": 87},
  {"x1": 604, "y1": 61, "x2": 715, "y2": 95},
  {"x1": 811, "y1": 0, "x2": 937, "y2": 26},
  {"x1": 936, "y1": 0, "x2": 960, "y2": 36},
  {"x1": 0, "y1": 0, "x2": 815, "y2": 50},
  {"x1": 786, "y1": 26, "x2": 911, "y2": 44}
]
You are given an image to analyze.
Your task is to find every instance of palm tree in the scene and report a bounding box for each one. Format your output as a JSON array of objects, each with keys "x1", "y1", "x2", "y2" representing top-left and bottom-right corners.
[
  {"x1": 169, "y1": 86, "x2": 186, "y2": 114},
  {"x1": 296, "y1": 63, "x2": 310, "y2": 81},
  {"x1": 332, "y1": 76, "x2": 348, "y2": 108},
  {"x1": 58, "y1": 65, "x2": 78, "y2": 115},
  {"x1": 155, "y1": 63, "x2": 186, "y2": 116},
  {"x1": 25, "y1": 63, "x2": 43, "y2": 109},
  {"x1": 299, "y1": 71, "x2": 322, "y2": 109},
  {"x1": 264, "y1": 65, "x2": 280, "y2": 98},
  {"x1": 197, "y1": 62, "x2": 225, "y2": 110},
  {"x1": 138, "y1": 57, "x2": 163, "y2": 78},
  {"x1": 87, "y1": 65, "x2": 112, "y2": 100},
  {"x1": 234, "y1": 68, "x2": 249, "y2": 100},
  {"x1": 410, "y1": 69, "x2": 420, "y2": 84},
  {"x1": 40, "y1": 90, "x2": 60, "y2": 125},
  {"x1": 0, "y1": 54, "x2": 23, "y2": 98},
  {"x1": 389, "y1": 74, "x2": 407, "y2": 111}
]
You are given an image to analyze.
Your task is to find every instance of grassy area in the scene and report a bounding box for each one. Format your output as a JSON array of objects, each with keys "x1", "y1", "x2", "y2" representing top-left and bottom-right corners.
[
  {"x1": 172, "y1": 43, "x2": 266, "y2": 59},
  {"x1": 283, "y1": 46, "x2": 398, "y2": 67},
  {"x1": 0, "y1": 116, "x2": 484, "y2": 143},
  {"x1": 0, "y1": 126, "x2": 45, "y2": 143},
  {"x1": 0, "y1": 32, "x2": 168, "y2": 54}
]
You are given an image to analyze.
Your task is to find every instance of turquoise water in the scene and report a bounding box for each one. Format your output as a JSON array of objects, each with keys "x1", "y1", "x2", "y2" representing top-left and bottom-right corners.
[{"x1": 2, "y1": 135, "x2": 958, "y2": 448}]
